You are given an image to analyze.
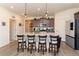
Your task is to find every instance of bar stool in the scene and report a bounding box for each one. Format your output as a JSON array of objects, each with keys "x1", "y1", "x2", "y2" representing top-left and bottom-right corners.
[
  {"x1": 27, "y1": 35, "x2": 36, "y2": 53},
  {"x1": 38, "y1": 35, "x2": 47, "y2": 54},
  {"x1": 17, "y1": 35, "x2": 26, "y2": 52},
  {"x1": 57, "y1": 36, "x2": 61, "y2": 53},
  {"x1": 49, "y1": 35, "x2": 61, "y2": 56}
]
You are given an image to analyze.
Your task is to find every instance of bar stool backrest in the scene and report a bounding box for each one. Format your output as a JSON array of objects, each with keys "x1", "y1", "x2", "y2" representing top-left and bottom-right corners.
[
  {"x1": 39, "y1": 35, "x2": 47, "y2": 43},
  {"x1": 50, "y1": 35, "x2": 59, "y2": 44},
  {"x1": 17, "y1": 35, "x2": 24, "y2": 42},
  {"x1": 27, "y1": 35, "x2": 35, "y2": 43}
]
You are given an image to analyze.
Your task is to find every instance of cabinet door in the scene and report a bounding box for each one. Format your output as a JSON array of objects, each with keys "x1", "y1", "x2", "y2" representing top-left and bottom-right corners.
[{"x1": 66, "y1": 35, "x2": 75, "y2": 49}]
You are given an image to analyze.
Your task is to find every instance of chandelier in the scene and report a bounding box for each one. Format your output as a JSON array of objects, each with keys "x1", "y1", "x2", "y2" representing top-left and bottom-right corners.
[
  {"x1": 39, "y1": 3, "x2": 52, "y2": 20},
  {"x1": 33, "y1": 3, "x2": 53, "y2": 20}
]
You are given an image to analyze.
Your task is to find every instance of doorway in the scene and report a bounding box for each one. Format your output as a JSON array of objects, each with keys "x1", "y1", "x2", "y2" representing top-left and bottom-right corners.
[{"x1": 10, "y1": 19, "x2": 16, "y2": 42}]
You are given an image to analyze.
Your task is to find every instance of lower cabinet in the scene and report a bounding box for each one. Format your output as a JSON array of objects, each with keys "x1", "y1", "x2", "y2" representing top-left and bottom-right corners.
[{"x1": 66, "y1": 35, "x2": 75, "y2": 49}]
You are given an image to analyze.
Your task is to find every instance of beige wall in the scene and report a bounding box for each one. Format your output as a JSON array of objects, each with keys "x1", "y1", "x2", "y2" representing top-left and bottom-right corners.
[{"x1": 0, "y1": 6, "x2": 24, "y2": 47}]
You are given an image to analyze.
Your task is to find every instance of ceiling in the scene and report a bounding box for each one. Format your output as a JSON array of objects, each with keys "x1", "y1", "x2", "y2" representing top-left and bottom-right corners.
[{"x1": 0, "y1": 3, "x2": 79, "y2": 17}]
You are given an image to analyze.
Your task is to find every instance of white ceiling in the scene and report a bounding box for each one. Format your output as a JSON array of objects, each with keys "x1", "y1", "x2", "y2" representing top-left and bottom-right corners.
[{"x1": 0, "y1": 3, "x2": 79, "y2": 17}]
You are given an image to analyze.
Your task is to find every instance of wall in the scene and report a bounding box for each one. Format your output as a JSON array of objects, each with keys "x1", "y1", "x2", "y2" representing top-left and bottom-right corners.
[
  {"x1": 0, "y1": 6, "x2": 24, "y2": 47},
  {"x1": 55, "y1": 8, "x2": 79, "y2": 41}
]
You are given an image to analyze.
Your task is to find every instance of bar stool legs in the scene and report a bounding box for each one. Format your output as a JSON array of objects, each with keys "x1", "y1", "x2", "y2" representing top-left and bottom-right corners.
[
  {"x1": 17, "y1": 43, "x2": 19, "y2": 52},
  {"x1": 53, "y1": 45, "x2": 56, "y2": 56},
  {"x1": 30, "y1": 44, "x2": 33, "y2": 53},
  {"x1": 28, "y1": 43, "x2": 36, "y2": 53},
  {"x1": 38, "y1": 44, "x2": 47, "y2": 55},
  {"x1": 49, "y1": 44, "x2": 57, "y2": 56},
  {"x1": 21, "y1": 43, "x2": 24, "y2": 52},
  {"x1": 17, "y1": 42, "x2": 24, "y2": 52}
]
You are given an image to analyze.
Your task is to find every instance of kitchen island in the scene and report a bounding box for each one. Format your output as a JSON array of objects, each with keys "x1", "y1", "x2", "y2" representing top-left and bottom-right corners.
[{"x1": 24, "y1": 32, "x2": 58, "y2": 36}]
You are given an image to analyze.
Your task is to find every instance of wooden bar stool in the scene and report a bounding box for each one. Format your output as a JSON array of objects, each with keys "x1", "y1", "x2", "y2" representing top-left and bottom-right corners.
[
  {"x1": 17, "y1": 35, "x2": 26, "y2": 52},
  {"x1": 38, "y1": 35, "x2": 47, "y2": 54},
  {"x1": 49, "y1": 35, "x2": 61, "y2": 56},
  {"x1": 27, "y1": 35, "x2": 36, "y2": 53}
]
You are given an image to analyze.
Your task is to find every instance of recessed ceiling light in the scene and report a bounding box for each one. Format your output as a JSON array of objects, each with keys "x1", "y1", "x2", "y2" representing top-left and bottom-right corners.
[
  {"x1": 10, "y1": 6, "x2": 14, "y2": 9},
  {"x1": 37, "y1": 8, "x2": 40, "y2": 11}
]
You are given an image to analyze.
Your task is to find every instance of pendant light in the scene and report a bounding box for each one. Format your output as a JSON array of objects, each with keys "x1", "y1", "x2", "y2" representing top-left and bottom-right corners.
[
  {"x1": 44, "y1": 3, "x2": 52, "y2": 20},
  {"x1": 24, "y1": 3, "x2": 27, "y2": 18},
  {"x1": 45, "y1": 3, "x2": 48, "y2": 17}
]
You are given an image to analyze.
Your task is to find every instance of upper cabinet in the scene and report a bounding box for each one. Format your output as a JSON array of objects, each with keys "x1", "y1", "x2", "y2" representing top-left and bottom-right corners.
[
  {"x1": 25, "y1": 18, "x2": 54, "y2": 32},
  {"x1": 32, "y1": 18, "x2": 54, "y2": 27}
]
